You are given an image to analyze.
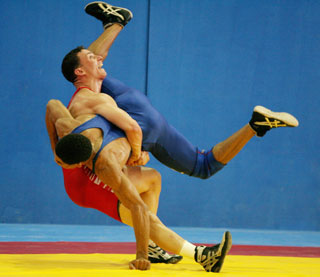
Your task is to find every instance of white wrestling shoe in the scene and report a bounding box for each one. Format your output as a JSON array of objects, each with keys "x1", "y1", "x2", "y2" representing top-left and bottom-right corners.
[
  {"x1": 249, "y1": 105, "x2": 299, "y2": 137},
  {"x1": 85, "y1": 1, "x2": 133, "y2": 28},
  {"x1": 195, "y1": 231, "x2": 232, "y2": 272},
  {"x1": 148, "y1": 244, "x2": 183, "y2": 264}
]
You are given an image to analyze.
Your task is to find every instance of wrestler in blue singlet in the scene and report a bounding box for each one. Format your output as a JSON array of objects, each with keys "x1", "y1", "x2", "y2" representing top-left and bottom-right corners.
[
  {"x1": 71, "y1": 114, "x2": 125, "y2": 173},
  {"x1": 101, "y1": 76, "x2": 225, "y2": 179}
]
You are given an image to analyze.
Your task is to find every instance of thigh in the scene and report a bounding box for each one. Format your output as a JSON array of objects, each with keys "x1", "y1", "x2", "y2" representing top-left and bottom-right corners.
[
  {"x1": 122, "y1": 166, "x2": 160, "y2": 194},
  {"x1": 119, "y1": 166, "x2": 160, "y2": 226},
  {"x1": 152, "y1": 124, "x2": 198, "y2": 175}
]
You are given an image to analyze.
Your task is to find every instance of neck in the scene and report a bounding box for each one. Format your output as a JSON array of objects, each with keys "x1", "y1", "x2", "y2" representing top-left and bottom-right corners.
[{"x1": 74, "y1": 78, "x2": 103, "y2": 93}]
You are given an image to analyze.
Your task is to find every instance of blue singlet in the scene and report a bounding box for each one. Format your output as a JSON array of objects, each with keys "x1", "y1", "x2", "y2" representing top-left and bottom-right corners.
[{"x1": 101, "y1": 76, "x2": 225, "y2": 179}]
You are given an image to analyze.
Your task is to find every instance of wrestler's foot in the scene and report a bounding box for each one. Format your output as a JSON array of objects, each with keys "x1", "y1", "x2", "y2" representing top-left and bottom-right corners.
[
  {"x1": 249, "y1": 105, "x2": 299, "y2": 137},
  {"x1": 195, "y1": 231, "x2": 232, "y2": 272},
  {"x1": 85, "y1": 1, "x2": 133, "y2": 29},
  {"x1": 148, "y1": 244, "x2": 183, "y2": 264}
]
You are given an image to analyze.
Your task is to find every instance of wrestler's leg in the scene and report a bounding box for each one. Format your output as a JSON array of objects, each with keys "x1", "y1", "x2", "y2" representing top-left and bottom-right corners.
[
  {"x1": 86, "y1": 2, "x2": 132, "y2": 60},
  {"x1": 88, "y1": 24, "x2": 123, "y2": 60},
  {"x1": 153, "y1": 108, "x2": 297, "y2": 178},
  {"x1": 119, "y1": 166, "x2": 187, "y2": 264},
  {"x1": 118, "y1": 166, "x2": 184, "y2": 252},
  {"x1": 119, "y1": 170, "x2": 231, "y2": 273},
  {"x1": 120, "y1": 202, "x2": 185, "y2": 255},
  {"x1": 212, "y1": 106, "x2": 299, "y2": 164},
  {"x1": 119, "y1": 166, "x2": 184, "y2": 264},
  {"x1": 119, "y1": 166, "x2": 161, "y2": 223},
  {"x1": 212, "y1": 124, "x2": 255, "y2": 165}
]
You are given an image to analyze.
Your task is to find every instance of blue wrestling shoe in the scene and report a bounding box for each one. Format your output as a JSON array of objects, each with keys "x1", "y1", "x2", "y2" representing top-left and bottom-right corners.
[
  {"x1": 148, "y1": 244, "x2": 183, "y2": 264},
  {"x1": 195, "y1": 231, "x2": 232, "y2": 272},
  {"x1": 85, "y1": 1, "x2": 133, "y2": 28},
  {"x1": 249, "y1": 105, "x2": 299, "y2": 137}
]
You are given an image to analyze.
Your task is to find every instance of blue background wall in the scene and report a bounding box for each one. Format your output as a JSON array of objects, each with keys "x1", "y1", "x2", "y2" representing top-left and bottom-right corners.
[{"x1": 0, "y1": 0, "x2": 319, "y2": 231}]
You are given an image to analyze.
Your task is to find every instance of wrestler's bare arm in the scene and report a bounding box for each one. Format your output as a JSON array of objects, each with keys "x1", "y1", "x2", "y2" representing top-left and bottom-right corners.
[
  {"x1": 45, "y1": 99, "x2": 83, "y2": 166},
  {"x1": 94, "y1": 141, "x2": 151, "y2": 270},
  {"x1": 69, "y1": 89, "x2": 143, "y2": 164},
  {"x1": 46, "y1": 100, "x2": 78, "y2": 151}
]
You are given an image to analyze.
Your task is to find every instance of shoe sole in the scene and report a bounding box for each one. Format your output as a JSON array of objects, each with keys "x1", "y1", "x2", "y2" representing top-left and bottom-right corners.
[
  {"x1": 212, "y1": 231, "x2": 232, "y2": 272},
  {"x1": 84, "y1": 1, "x2": 133, "y2": 20},
  {"x1": 254, "y1": 105, "x2": 299, "y2": 127},
  {"x1": 149, "y1": 255, "x2": 183, "y2": 264}
]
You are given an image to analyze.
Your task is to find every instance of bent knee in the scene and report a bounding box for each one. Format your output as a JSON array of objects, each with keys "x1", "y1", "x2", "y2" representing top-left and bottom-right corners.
[
  {"x1": 191, "y1": 149, "x2": 226, "y2": 179},
  {"x1": 151, "y1": 169, "x2": 161, "y2": 183},
  {"x1": 149, "y1": 169, "x2": 162, "y2": 192}
]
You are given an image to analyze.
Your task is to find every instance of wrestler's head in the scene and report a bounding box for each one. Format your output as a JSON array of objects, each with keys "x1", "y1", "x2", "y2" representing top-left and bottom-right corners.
[
  {"x1": 61, "y1": 46, "x2": 106, "y2": 83},
  {"x1": 55, "y1": 133, "x2": 92, "y2": 168}
]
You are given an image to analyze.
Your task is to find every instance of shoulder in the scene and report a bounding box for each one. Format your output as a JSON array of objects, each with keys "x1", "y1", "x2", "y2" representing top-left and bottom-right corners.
[
  {"x1": 76, "y1": 88, "x2": 96, "y2": 98},
  {"x1": 78, "y1": 88, "x2": 115, "y2": 103}
]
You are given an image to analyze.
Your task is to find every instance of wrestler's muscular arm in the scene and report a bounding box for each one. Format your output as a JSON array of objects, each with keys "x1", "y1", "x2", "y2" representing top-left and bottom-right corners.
[
  {"x1": 45, "y1": 99, "x2": 82, "y2": 167},
  {"x1": 46, "y1": 99, "x2": 79, "y2": 152},
  {"x1": 69, "y1": 89, "x2": 142, "y2": 165},
  {"x1": 94, "y1": 143, "x2": 151, "y2": 270}
]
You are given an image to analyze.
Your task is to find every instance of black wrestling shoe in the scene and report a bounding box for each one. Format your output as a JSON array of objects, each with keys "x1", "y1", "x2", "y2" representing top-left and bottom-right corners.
[
  {"x1": 195, "y1": 231, "x2": 232, "y2": 272},
  {"x1": 148, "y1": 244, "x2": 183, "y2": 264},
  {"x1": 85, "y1": 1, "x2": 133, "y2": 28},
  {"x1": 249, "y1": 105, "x2": 299, "y2": 137}
]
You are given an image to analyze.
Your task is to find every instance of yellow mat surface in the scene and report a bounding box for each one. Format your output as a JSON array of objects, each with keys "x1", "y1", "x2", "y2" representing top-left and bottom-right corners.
[{"x1": 0, "y1": 254, "x2": 319, "y2": 277}]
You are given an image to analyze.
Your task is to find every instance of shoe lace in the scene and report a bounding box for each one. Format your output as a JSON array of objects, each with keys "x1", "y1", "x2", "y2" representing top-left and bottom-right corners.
[
  {"x1": 98, "y1": 3, "x2": 124, "y2": 20},
  {"x1": 254, "y1": 117, "x2": 287, "y2": 128},
  {"x1": 197, "y1": 246, "x2": 220, "y2": 271},
  {"x1": 148, "y1": 245, "x2": 171, "y2": 259}
]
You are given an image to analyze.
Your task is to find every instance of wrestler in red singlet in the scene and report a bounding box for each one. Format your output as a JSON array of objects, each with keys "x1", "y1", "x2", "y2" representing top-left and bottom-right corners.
[{"x1": 62, "y1": 87, "x2": 122, "y2": 222}]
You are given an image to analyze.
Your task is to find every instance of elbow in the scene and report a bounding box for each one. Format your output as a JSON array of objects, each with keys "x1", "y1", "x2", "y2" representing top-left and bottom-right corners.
[
  {"x1": 47, "y1": 99, "x2": 60, "y2": 106},
  {"x1": 47, "y1": 99, "x2": 62, "y2": 111},
  {"x1": 126, "y1": 121, "x2": 142, "y2": 135}
]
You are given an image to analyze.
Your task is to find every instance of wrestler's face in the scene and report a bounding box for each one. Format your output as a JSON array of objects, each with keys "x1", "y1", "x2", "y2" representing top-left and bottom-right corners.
[{"x1": 76, "y1": 49, "x2": 106, "y2": 80}]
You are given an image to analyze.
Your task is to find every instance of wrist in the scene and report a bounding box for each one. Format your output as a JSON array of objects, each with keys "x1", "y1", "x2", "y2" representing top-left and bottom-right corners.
[
  {"x1": 131, "y1": 149, "x2": 141, "y2": 158},
  {"x1": 136, "y1": 251, "x2": 148, "y2": 260}
]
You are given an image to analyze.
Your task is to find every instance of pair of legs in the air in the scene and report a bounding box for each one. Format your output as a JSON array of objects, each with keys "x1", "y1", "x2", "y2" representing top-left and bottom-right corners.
[
  {"x1": 85, "y1": 2, "x2": 299, "y2": 176},
  {"x1": 86, "y1": 9, "x2": 256, "y2": 167}
]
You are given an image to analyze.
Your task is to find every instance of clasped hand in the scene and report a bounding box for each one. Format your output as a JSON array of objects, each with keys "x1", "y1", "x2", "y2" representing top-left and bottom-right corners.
[{"x1": 126, "y1": 151, "x2": 150, "y2": 166}]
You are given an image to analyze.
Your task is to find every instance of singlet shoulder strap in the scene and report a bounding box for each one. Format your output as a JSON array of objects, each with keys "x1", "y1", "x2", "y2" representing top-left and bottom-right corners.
[
  {"x1": 67, "y1": 86, "x2": 94, "y2": 108},
  {"x1": 92, "y1": 147, "x2": 104, "y2": 174}
]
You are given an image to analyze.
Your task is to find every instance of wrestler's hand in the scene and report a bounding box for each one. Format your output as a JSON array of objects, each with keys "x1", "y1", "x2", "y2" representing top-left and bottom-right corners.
[
  {"x1": 129, "y1": 258, "x2": 151, "y2": 270},
  {"x1": 126, "y1": 151, "x2": 141, "y2": 166},
  {"x1": 127, "y1": 151, "x2": 150, "y2": 166},
  {"x1": 139, "y1": 151, "x2": 150, "y2": 165}
]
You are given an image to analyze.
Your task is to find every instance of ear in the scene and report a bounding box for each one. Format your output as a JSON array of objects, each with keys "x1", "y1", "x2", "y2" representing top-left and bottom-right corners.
[{"x1": 74, "y1": 67, "x2": 85, "y2": 77}]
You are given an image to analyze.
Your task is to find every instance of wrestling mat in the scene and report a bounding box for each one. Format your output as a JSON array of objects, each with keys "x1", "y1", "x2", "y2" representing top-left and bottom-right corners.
[{"x1": 1, "y1": 242, "x2": 319, "y2": 276}]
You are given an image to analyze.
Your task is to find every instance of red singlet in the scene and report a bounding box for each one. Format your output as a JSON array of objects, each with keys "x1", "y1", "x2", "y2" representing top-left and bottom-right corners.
[{"x1": 63, "y1": 166, "x2": 121, "y2": 222}]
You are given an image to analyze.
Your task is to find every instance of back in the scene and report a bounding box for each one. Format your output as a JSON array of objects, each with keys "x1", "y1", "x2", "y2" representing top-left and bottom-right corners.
[
  {"x1": 71, "y1": 115, "x2": 125, "y2": 171},
  {"x1": 101, "y1": 75, "x2": 167, "y2": 147}
]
